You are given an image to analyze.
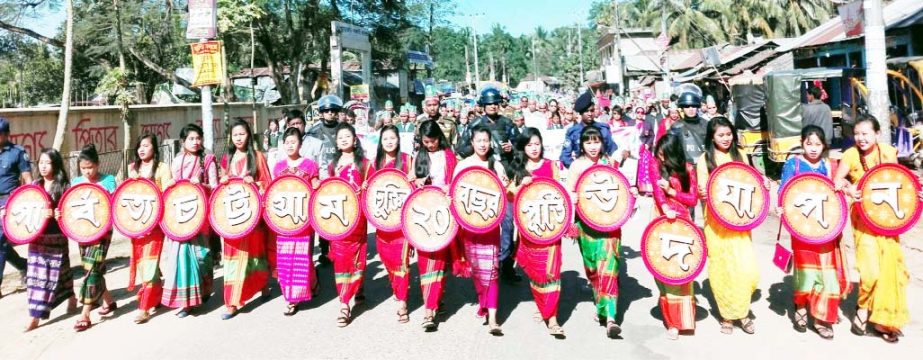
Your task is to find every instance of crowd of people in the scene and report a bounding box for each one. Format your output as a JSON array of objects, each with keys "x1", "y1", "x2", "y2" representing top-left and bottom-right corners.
[{"x1": 0, "y1": 83, "x2": 918, "y2": 344}]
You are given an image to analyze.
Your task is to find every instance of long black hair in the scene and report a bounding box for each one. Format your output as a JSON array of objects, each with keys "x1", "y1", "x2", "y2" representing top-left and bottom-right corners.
[
  {"x1": 78, "y1": 144, "x2": 99, "y2": 164},
  {"x1": 469, "y1": 125, "x2": 497, "y2": 175},
  {"x1": 38, "y1": 148, "x2": 70, "y2": 205},
  {"x1": 179, "y1": 123, "x2": 208, "y2": 181},
  {"x1": 509, "y1": 127, "x2": 543, "y2": 185},
  {"x1": 375, "y1": 125, "x2": 403, "y2": 171},
  {"x1": 800, "y1": 125, "x2": 829, "y2": 159},
  {"x1": 578, "y1": 125, "x2": 603, "y2": 158},
  {"x1": 226, "y1": 119, "x2": 257, "y2": 178},
  {"x1": 132, "y1": 134, "x2": 160, "y2": 179},
  {"x1": 282, "y1": 126, "x2": 303, "y2": 147},
  {"x1": 332, "y1": 123, "x2": 366, "y2": 178},
  {"x1": 654, "y1": 132, "x2": 690, "y2": 192},
  {"x1": 414, "y1": 120, "x2": 450, "y2": 179},
  {"x1": 704, "y1": 116, "x2": 743, "y2": 172}
]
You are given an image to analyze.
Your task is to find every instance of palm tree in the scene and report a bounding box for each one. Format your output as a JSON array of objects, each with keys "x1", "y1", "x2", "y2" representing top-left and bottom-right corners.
[
  {"x1": 643, "y1": 0, "x2": 726, "y2": 49},
  {"x1": 770, "y1": 0, "x2": 834, "y2": 37}
]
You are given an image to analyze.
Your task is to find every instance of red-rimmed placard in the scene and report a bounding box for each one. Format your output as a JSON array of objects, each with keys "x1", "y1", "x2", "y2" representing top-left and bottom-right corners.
[
  {"x1": 402, "y1": 186, "x2": 458, "y2": 252},
  {"x1": 111, "y1": 178, "x2": 164, "y2": 238},
  {"x1": 362, "y1": 168, "x2": 413, "y2": 232},
  {"x1": 208, "y1": 179, "x2": 262, "y2": 240},
  {"x1": 2, "y1": 184, "x2": 52, "y2": 245},
  {"x1": 309, "y1": 178, "x2": 360, "y2": 241},
  {"x1": 161, "y1": 180, "x2": 209, "y2": 242},
  {"x1": 513, "y1": 177, "x2": 572, "y2": 245},
  {"x1": 262, "y1": 175, "x2": 312, "y2": 236},
  {"x1": 706, "y1": 162, "x2": 769, "y2": 231},
  {"x1": 59, "y1": 183, "x2": 112, "y2": 244},
  {"x1": 574, "y1": 164, "x2": 634, "y2": 232},
  {"x1": 856, "y1": 163, "x2": 922, "y2": 236},
  {"x1": 640, "y1": 216, "x2": 707, "y2": 286},
  {"x1": 779, "y1": 173, "x2": 848, "y2": 245},
  {"x1": 449, "y1": 167, "x2": 506, "y2": 234}
]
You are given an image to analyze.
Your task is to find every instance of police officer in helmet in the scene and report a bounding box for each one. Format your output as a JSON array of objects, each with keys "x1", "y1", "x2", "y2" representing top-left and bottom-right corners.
[
  {"x1": 301, "y1": 94, "x2": 344, "y2": 266},
  {"x1": 670, "y1": 91, "x2": 708, "y2": 165}
]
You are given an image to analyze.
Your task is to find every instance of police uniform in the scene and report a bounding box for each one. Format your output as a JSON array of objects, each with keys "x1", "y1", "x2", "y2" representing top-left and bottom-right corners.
[
  {"x1": 559, "y1": 121, "x2": 618, "y2": 168},
  {"x1": 300, "y1": 121, "x2": 339, "y2": 180},
  {"x1": 669, "y1": 115, "x2": 708, "y2": 164},
  {"x1": 0, "y1": 141, "x2": 31, "y2": 288}
]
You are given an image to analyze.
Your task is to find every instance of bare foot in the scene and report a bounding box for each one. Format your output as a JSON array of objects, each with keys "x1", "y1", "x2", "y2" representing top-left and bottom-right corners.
[{"x1": 24, "y1": 318, "x2": 39, "y2": 333}]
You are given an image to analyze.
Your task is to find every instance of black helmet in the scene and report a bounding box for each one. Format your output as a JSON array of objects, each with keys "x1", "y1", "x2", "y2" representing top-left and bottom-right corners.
[
  {"x1": 478, "y1": 88, "x2": 502, "y2": 106},
  {"x1": 677, "y1": 92, "x2": 701, "y2": 108}
]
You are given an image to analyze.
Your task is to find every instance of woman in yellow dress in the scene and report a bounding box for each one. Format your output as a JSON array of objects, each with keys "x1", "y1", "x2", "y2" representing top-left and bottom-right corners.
[
  {"x1": 833, "y1": 114, "x2": 920, "y2": 343},
  {"x1": 695, "y1": 117, "x2": 764, "y2": 335}
]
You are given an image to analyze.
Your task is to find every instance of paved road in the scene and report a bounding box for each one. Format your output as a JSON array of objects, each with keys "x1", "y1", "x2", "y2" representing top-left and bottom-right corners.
[{"x1": 1, "y1": 195, "x2": 920, "y2": 360}]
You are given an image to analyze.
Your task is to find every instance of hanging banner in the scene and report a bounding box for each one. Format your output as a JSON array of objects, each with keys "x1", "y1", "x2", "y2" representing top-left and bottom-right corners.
[
  {"x1": 262, "y1": 175, "x2": 313, "y2": 236},
  {"x1": 209, "y1": 179, "x2": 262, "y2": 241},
  {"x1": 574, "y1": 164, "x2": 635, "y2": 232},
  {"x1": 449, "y1": 167, "x2": 507, "y2": 234},
  {"x1": 838, "y1": 1, "x2": 864, "y2": 38},
  {"x1": 112, "y1": 178, "x2": 164, "y2": 239},
  {"x1": 402, "y1": 186, "x2": 458, "y2": 252},
  {"x1": 513, "y1": 178, "x2": 572, "y2": 245},
  {"x1": 59, "y1": 183, "x2": 113, "y2": 244},
  {"x1": 190, "y1": 41, "x2": 225, "y2": 87},
  {"x1": 362, "y1": 169, "x2": 413, "y2": 232},
  {"x1": 186, "y1": 0, "x2": 218, "y2": 40},
  {"x1": 705, "y1": 162, "x2": 769, "y2": 231},
  {"x1": 310, "y1": 178, "x2": 360, "y2": 241},
  {"x1": 856, "y1": 163, "x2": 922, "y2": 236},
  {"x1": 779, "y1": 173, "x2": 848, "y2": 245},
  {"x1": 161, "y1": 180, "x2": 209, "y2": 242},
  {"x1": 2, "y1": 184, "x2": 52, "y2": 245},
  {"x1": 641, "y1": 216, "x2": 707, "y2": 286}
]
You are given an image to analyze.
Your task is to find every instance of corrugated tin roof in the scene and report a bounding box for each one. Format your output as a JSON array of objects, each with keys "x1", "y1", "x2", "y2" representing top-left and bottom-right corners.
[{"x1": 780, "y1": 0, "x2": 923, "y2": 52}]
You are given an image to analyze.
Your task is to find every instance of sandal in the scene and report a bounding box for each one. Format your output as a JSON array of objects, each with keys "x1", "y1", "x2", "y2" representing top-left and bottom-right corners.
[
  {"x1": 606, "y1": 321, "x2": 622, "y2": 339},
  {"x1": 793, "y1": 310, "x2": 808, "y2": 333},
  {"x1": 488, "y1": 324, "x2": 504, "y2": 336},
  {"x1": 739, "y1": 318, "x2": 755, "y2": 335},
  {"x1": 814, "y1": 323, "x2": 834, "y2": 340},
  {"x1": 421, "y1": 315, "x2": 437, "y2": 332},
  {"x1": 176, "y1": 309, "x2": 191, "y2": 318},
  {"x1": 666, "y1": 327, "x2": 679, "y2": 340},
  {"x1": 720, "y1": 321, "x2": 733, "y2": 335},
  {"x1": 73, "y1": 318, "x2": 92, "y2": 332},
  {"x1": 879, "y1": 331, "x2": 900, "y2": 343},
  {"x1": 220, "y1": 307, "x2": 238, "y2": 320},
  {"x1": 98, "y1": 302, "x2": 118, "y2": 316},
  {"x1": 397, "y1": 308, "x2": 410, "y2": 324},
  {"x1": 337, "y1": 307, "x2": 351, "y2": 327},
  {"x1": 851, "y1": 308, "x2": 868, "y2": 336},
  {"x1": 133, "y1": 312, "x2": 151, "y2": 324},
  {"x1": 284, "y1": 303, "x2": 299, "y2": 317},
  {"x1": 548, "y1": 324, "x2": 566, "y2": 339}
]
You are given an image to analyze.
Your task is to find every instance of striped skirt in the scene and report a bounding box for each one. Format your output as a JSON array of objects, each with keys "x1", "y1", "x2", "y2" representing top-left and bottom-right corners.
[
  {"x1": 792, "y1": 236, "x2": 850, "y2": 324},
  {"x1": 376, "y1": 230, "x2": 410, "y2": 302},
  {"x1": 417, "y1": 249, "x2": 448, "y2": 311},
  {"x1": 576, "y1": 219, "x2": 620, "y2": 319},
  {"x1": 27, "y1": 234, "x2": 74, "y2": 319},
  {"x1": 129, "y1": 230, "x2": 164, "y2": 311},
  {"x1": 222, "y1": 227, "x2": 271, "y2": 308},
  {"x1": 276, "y1": 231, "x2": 315, "y2": 303},
  {"x1": 657, "y1": 282, "x2": 695, "y2": 330},
  {"x1": 331, "y1": 223, "x2": 368, "y2": 304},
  {"x1": 461, "y1": 229, "x2": 500, "y2": 317},
  {"x1": 517, "y1": 238, "x2": 561, "y2": 320},
  {"x1": 78, "y1": 235, "x2": 111, "y2": 306},
  {"x1": 161, "y1": 236, "x2": 214, "y2": 308}
]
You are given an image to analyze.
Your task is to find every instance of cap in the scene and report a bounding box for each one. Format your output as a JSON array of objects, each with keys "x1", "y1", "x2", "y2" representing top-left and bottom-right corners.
[
  {"x1": 0, "y1": 117, "x2": 9, "y2": 133},
  {"x1": 574, "y1": 92, "x2": 594, "y2": 114}
]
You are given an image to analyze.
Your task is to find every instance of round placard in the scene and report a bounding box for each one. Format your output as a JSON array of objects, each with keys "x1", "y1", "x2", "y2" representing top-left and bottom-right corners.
[
  {"x1": 706, "y1": 162, "x2": 769, "y2": 231},
  {"x1": 362, "y1": 168, "x2": 413, "y2": 232},
  {"x1": 574, "y1": 164, "x2": 634, "y2": 232},
  {"x1": 856, "y1": 163, "x2": 923, "y2": 236},
  {"x1": 640, "y1": 216, "x2": 707, "y2": 286},
  {"x1": 449, "y1": 167, "x2": 507, "y2": 234},
  {"x1": 2, "y1": 184, "x2": 52, "y2": 245},
  {"x1": 309, "y1": 178, "x2": 360, "y2": 241},
  {"x1": 779, "y1": 173, "x2": 848, "y2": 245},
  {"x1": 262, "y1": 175, "x2": 312, "y2": 236},
  {"x1": 402, "y1": 186, "x2": 458, "y2": 252},
  {"x1": 111, "y1": 178, "x2": 164, "y2": 238},
  {"x1": 59, "y1": 183, "x2": 112, "y2": 244},
  {"x1": 513, "y1": 177, "x2": 572, "y2": 245},
  {"x1": 160, "y1": 180, "x2": 209, "y2": 242},
  {"x1": 208, "y1": 179, "x2": 262, "y2": 240}
]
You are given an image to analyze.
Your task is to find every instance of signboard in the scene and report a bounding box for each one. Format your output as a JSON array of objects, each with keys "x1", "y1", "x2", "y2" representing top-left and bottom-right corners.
[
  {"x1": 402, "y1": 186, "x2": 458, "y2": 252},
  {"x1": 332, "y1": 21, "x2": 371, "y2": 52},
  {"x1": 186, "y1": 0, "x2": 217, "y2": 40},
  {"x1": 263, "y1": 175, "x2": 313, "y2": 236},
  {"x1": 190, "y1": 41, "x2": 225, "y2": 87},
  {"x1": 574, "y1": 164, "x2": 635, "y2": 232}
]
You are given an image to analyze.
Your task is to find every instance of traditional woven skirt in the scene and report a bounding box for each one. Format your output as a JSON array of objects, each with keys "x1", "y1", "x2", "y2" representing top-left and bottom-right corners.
[{"x1": 27, "y1": 233, "x2": 74, "y2": 319}]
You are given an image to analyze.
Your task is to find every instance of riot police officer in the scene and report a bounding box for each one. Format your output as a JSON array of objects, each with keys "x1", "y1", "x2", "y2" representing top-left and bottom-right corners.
[
  {"x1": 301, "y1": 94, "x2": 344, "y2": 266},
  {"x1": 669, "y1": 92, "x2": 708, "y2": 165}
]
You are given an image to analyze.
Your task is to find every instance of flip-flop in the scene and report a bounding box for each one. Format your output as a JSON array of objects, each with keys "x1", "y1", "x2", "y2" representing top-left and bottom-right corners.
[
  {"x1": 337, "y1": 307, "x2": 351, "y2": 328},
  {"x1": 488, "y1": 324, "x2": 504, "y2": 336},
  {"x1": 548, "y1": 324, "x2": 566, "y2": 339},
  {"x1": 739, "y1": 318, "x2": 756, "y2": 334},
  {"x1": 73, "y1": 318, "x2": 92, "y2": 332},
  {"x1": 98, "y1": 302, "x2": 118, "y2": 316},
  {"x1": 397, "y1": 308, "x2": 410, "y2": 323},
  {"x1": 606, "y1": 321, "x2": 622, "y2": 339},
  {"x1": 284, "y1": 303, "x2": 299, "y2": 317},
  {"x1": 720, "y1": 321, "x2": 733, "y2": 335},
  {"x1": 421, "y1": 315, "x2": 437, "y2": 332}
]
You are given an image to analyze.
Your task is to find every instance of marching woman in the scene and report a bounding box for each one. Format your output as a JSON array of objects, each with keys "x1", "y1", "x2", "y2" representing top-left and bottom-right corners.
[
  {"x1": 272, "y1": 127, "x2": 320, "y2": 316},
  {"x1": 695, "y1": 116, "x2": 763, "y2": 335},
  {"x1": 20, "y1": 149, "x2": 77, "y2": 332},
  {"x1": 328, "y1": 123, "x2": 371, "y2": 327},
  {"x1": 565, "y1": 126, "x2": 623, "y2": 339},
  {"x1": 506, "y1": 127, "x2": 565, "y2": 338},
  {"x1": 834, "y1": 115, "x2": 919, "y2": 343},
  {"x1": 72, "y1": 144, "x2": 118, "y2": 332},
  {"x1": 127, "y1": 134, "x2": 172, "y2": 324},
  {"x1": 408, "y1": 120, "x2": 457, "y2": 332},
  {"x1": 161, "y1": 124, "x2": 217, "y2": 318},
  {"x1": 368, "y1": 124, "x2": 413, "y2": 323},
  {"x1": 455, "y1": 125, "x2": 508, "y2": 336},
  {"x1": 776, "y1": 125, "x2": 850, "y2": 339},
  {"x1": 218, "y1": 119, "x2": 273, "y2": 320},
  {"x1": 647, "y1": 132, "x2": 699, "y2": 340}
]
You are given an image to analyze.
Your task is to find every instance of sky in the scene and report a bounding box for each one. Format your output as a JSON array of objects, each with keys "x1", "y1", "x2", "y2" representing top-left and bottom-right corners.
[{"x1": 20, "y1": 0, "x2": 596, "y2": 38}]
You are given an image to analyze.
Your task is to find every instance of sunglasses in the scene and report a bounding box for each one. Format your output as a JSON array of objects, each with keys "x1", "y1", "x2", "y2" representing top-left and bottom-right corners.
[{"x1": 319, "y1": 109, "x2": 335, "y2": 114}]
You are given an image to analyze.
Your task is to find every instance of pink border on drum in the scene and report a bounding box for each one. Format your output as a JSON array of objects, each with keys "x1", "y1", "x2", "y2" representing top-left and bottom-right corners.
[
  {"x1": 449, "y1": 167, "x2": 507, "y2": 234},
  {"x1": 574, "y1": 164, "x2": 635, "y2": 232},
  {"x1": 778, "y1": 173, "x2": 847, "y2": 245},
  {"x1": 59, "y1": 183, "x2": 112, "y2": 245},
  {"x1": 261, "y1": 175, "x2": 312, "y2": 237},
  {"x1": 208, "y1": 179, "x2": 262, "y2": 241},
  {"x1": 3, "y1": 184, "x2": 52, "y2": 245},
  {"x1": 402, "y1": 186, "x2": 458, "y2": 252},
  {"x1": 856, "y1": 163, "x2": 923, "y2": 236},
  {"x1": 159, "y1": 180, "x2": 209, "y2": 242},
  {"x1": 640, "y1": 216, "x2": 707, "y2": 286},
  {"x1": 513, "y1": 177, "x2": 572, "y2": 246},
  {"x1": 705, "y1": 162, "x2": 770, "y2": 232},
  {"x1": 361, "y1": 168, "x2": 412, "y2": 233},
  {"x1": 111, "y1": 178, "x2": 164, "y2": 239},
  {"x1": 309, "y1": 177, "x2": 360, "y2": 242}
]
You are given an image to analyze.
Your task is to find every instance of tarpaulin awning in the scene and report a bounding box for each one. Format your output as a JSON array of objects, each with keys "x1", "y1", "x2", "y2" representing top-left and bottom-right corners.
[{"x1": 408, "y1": 51, "x2": 433, "y2": 68}]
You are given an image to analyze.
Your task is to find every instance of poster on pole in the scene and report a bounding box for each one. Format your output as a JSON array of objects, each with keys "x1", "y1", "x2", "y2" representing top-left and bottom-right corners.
[
  {"x1": 186, "y1": 0, "x2": 217, "y2": 40},
  {"x1": 838, "y1": 1, "x2": 864, "y2": 38},
  {"x1": 190, "y1": 41, "x2": 225, "y2": 87}
]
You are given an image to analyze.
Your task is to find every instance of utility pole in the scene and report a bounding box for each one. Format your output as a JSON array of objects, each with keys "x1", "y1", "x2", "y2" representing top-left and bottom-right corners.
[
  {"x1": 613, "y1": 0, "x2": 624, "y2": 96},
  {"x1": 661, "y1": 6, "x2": 670, "y2": 83},
  {"x1": 531, "y1": 35, "x2": 538, "y2": 80},
  {"x1": 864, "y1": 0, "x2": 891, "y2": 143},
  {"x1": 465, "y1": 45, "x2": 472, "y2": 85},
  {"x1": 577, "y1": 22, "x2": 584, "y2": 86},
  {"x1": 472, "y1": 21, "x2": 480, "y2": 89}
]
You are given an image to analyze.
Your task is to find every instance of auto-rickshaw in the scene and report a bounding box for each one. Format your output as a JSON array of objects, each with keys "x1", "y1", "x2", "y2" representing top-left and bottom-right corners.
[{"x1": 764, "y1": 68, "x2": 846, "y2": 163}]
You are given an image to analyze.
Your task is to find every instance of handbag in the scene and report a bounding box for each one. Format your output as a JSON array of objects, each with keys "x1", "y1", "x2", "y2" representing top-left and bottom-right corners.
[{"x1": 773, "y1": 221, "x2": 793, "y2": 273}]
